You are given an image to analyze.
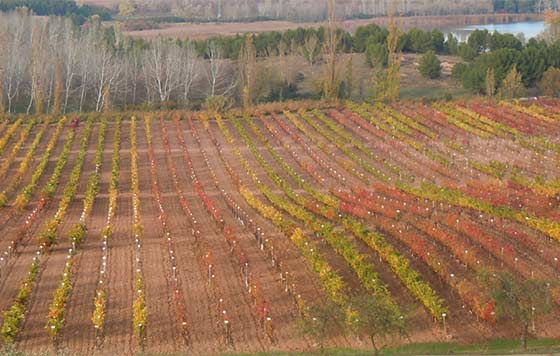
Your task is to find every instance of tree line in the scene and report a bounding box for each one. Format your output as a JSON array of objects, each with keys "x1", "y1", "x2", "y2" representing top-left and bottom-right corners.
[
  {"x1": 0, "y1": 0, "x2": 111, "y2": 24},
  {"x1": 451, "y1": 24, "x2": 560, "y2": 96},
  {"x1": 122, "y1": 0, "x2": 559, "y2": 22},
  {"x1": 0, "y1": 8, "x2": 559, "y2": 115},
  {"x1": 493, "y1": 0, "x2": 559, "y2": 13}
]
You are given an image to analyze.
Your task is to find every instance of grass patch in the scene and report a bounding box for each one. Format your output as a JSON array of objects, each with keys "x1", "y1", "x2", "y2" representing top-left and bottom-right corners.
[
  {"x1": 5, "y1": 338, "x2": 557, "y2": 355},
  {"x1": 381, "y1": 338, "x2": 560, "y2": 355},
  {"x1": 141, "y1": 338, "x2": 560, "y2": 356},
  {"x1": 400, "y1": 86, "x2": 469, "y2": 100}
]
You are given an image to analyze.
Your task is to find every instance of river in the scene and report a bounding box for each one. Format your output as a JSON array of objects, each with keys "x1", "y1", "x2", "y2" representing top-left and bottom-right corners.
[{"x1": 448, "y1": 21, "x2": 546, "y2": 42}]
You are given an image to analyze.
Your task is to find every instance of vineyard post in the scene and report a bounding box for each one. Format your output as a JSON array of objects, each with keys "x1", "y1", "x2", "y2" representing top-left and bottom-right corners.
[
  {"x1": 223, "y1": 316, "x2": 232, "y2": 346},
  {"x1": 555, "y1": 257, "x2": 559, "y2": 277},
  {"x1": 531, "y1": 306, "x2": 536, "y2": 333},
  {"x1": 442, "y1": 312, "x2": 447, "y2": 336},
  {"x1": 244, "y1": 262, "x2": 249, "y2": 287},
  {"x1": 255, "y1": 227, "x2": 261, "y2": 245},
  {"x1": 269, "y1": 241, "x2": 275, "y2": 266},
  {"x1": 265, "y1": 317, "x2": 273, "y2": 340},
  {"x1": 501, "y1": 247, "x2": 504, "y2": 267}
]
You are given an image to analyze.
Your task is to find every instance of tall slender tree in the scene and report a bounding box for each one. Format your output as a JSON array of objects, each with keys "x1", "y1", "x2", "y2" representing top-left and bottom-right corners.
[
  {"x1": 322, "y1": 0, "x2": 340, "y2": 101},
  {"x1": 385, "y1": 0, "x2": 402, "y2": 102},
  {"x1": 373, "y1": 0, "x2": 401, "y2": 102},
  {"x1": 239, "y1": 34, "x2": 257, "y2": 109},
  {"x1": 486, "y1": 67, "x2": 496, "y2": 97}
]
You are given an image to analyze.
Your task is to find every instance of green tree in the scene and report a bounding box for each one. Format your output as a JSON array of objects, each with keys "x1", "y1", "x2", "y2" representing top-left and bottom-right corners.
[
  {"x1": 445, "y1": 33, "x2": 459, "y2": 55},
  {"x1": 451, "y1": 62, "x2": 468, "y2": 82},
  {"x1": 298, "y1": 301, "x2": 345, "y2": 354},
  {"x1": 500, "y1": 64, "x2": 525, "y2": 99},
  {"x1": 419, "y1": 51, "x2": 442, "y2": 79},
  {"x1": 479, "y1": 271, "x2": 552, "y2": 350},
  {"x1": 462, "y1": 66, "x2": 486, "y2": 93},
  {"x1": 353, "y1": 24, "x2": 387, "y2": 52},
  {"x1": 350, "y1": 294, "x2": 406, "y2": 355},
  {"x1": 518, "y1": 43, "x2": 549, "y2": 86},
  {"x1": 458, "y1": 42, "x2": 477, "y2": 61},
  {"x1": 430, "y1": 29, "x2": 445, "y2": 53},
  {"x1": 406, "y1": 28, "x2": 432, "y2": 53},
  {"x1": 365, "y1": 41, "x2": 388, "y2": 68},
  {"x1": 489, "y1": 32, "x2": 523, "y2": 51},
  {"x1": 467, "y1": 29, "x2": 490, "y2": 54},
  {"x1": 539, "y1": 67, "x2": 560, "y2": 96}
]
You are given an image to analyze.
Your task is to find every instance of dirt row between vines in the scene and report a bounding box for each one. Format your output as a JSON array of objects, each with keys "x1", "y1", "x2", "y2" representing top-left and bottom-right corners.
[{"x1": 0, "y1": 112, "x2": 559, "y2": 355}]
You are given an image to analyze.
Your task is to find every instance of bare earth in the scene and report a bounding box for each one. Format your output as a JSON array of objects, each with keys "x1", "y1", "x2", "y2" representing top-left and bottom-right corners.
[{"x1": 0, "y1": 100, "x2": 559, "y2": 355}]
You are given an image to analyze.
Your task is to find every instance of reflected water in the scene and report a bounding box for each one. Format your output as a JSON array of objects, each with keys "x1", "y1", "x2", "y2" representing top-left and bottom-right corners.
[{"x1": 447, "y1": 21, "x2": 546, "y2": 42}]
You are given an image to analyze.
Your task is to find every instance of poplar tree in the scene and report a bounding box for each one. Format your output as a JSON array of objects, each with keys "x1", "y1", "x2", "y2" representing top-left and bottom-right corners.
[
  {"x1": 486, "y1": 67, "x2": 496, "y2": 97},
  {"x1": 239, "y1": 34, "x2": 256, "y2": 109},
  {"x1": 500, "y1": 65, "x2": 524, "y2": 99},
  {"x1": 322, "y1": 0, "x2": 340, "y2": 101}
]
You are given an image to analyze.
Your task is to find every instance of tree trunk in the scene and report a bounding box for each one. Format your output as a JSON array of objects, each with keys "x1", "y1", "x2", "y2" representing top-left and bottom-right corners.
[
  {"x1": 522, "y1": 320, "x2": 529, "y2": 350},
  {"x1": 370, "y1": 334, "x2": 379, "y2": 355}
]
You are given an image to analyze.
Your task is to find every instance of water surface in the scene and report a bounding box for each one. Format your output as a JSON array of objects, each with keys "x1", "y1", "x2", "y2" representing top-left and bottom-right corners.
[{"x1": 448, "y1": 21, "x2": 546, "y2": 42}]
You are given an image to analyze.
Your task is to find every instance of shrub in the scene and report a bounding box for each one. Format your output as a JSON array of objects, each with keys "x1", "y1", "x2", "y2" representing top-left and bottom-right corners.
[
  {"x1": 539, "y1": 67, "x2": 560, "y2": 97},
  {"x1": 203, "y1": 96, "x2": 232, "y2": 115},
  {"x1": 419, "y1": 51, "x2": 442, "y2": 79}
]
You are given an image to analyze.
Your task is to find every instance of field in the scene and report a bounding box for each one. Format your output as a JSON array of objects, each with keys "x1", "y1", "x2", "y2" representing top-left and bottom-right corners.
[
  {"x1": 0, "y1": 98, "x2": 559, "y2": 355},
  {"x1": 119, "y1": 14, "x2": 543, "y2": 39}
]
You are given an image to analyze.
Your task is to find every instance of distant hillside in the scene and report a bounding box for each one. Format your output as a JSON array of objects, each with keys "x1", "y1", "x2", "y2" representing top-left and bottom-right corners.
[
  {"x1": 83, "y1": 0, "x2": 559, "y2": 22},
  {"x1": 167, "y1": 0, "x2": 495, "y2": 21},
  {"x1": 84, "y1": 0, "x2": 497, "y2": 21}
]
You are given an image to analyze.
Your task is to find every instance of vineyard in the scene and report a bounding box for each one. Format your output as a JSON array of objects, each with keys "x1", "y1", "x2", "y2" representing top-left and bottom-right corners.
[{"x1": 0, "y1": 98, "x2": 559, "y2": 355}]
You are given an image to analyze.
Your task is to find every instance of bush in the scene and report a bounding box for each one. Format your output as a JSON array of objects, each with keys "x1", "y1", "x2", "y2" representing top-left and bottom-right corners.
[
  {"x1": 539, "y1": 67, "x2": 560, "y2": 97},
  {"x1": 203, "y1": 96, "x2": 232, "y2": 115},
  {"x1": 419, "y1": 51, "x2": 442, "y2": 79},
  {"x1": 68, "y1": 222, "x2": 87, "y2": 247},
  {"x1": 365, "y1": 42, "x2": 388, "y2": 68},
  {"x1": 451, "y1": 62, "x2": 468, "y2": 81},
  {"x1": 458, "y1": 43, "x2": 477, "y2": 61}
]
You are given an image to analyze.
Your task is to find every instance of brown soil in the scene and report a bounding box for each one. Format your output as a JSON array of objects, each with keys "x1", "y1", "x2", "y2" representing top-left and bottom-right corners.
[{"x1": 0, "y1": 103, "x2": 559, "y2": 355}]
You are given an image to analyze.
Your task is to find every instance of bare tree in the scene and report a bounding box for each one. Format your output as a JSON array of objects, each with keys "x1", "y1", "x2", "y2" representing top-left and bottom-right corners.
[
  {"x1": 92, "y1": 45, "x2": 123, "y2": 112},
  {"x1": 78, "y1": 17, "x2": 103, "y2": 112},
  {"x1": 2, "y1": 10, "x2": 31, "y2": 113},
  {"x1": 278, "y1": 40, "x2": 296, "y2": 85},
  {"x1": 60, "y1": 20, "x2": 80, "y2": 113},
  {"x1": 143, "y1": 36, "x2": 183, "y2": 103},
  {"x1": 300, "y1": 33, "x2": 320, "y2": 65},
  {"x1": 205, "y1": 40, "x2": 237, "y2": 97},
  {"x1": 181, "y1": 42, "x2": 200, "y2": 105}
]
